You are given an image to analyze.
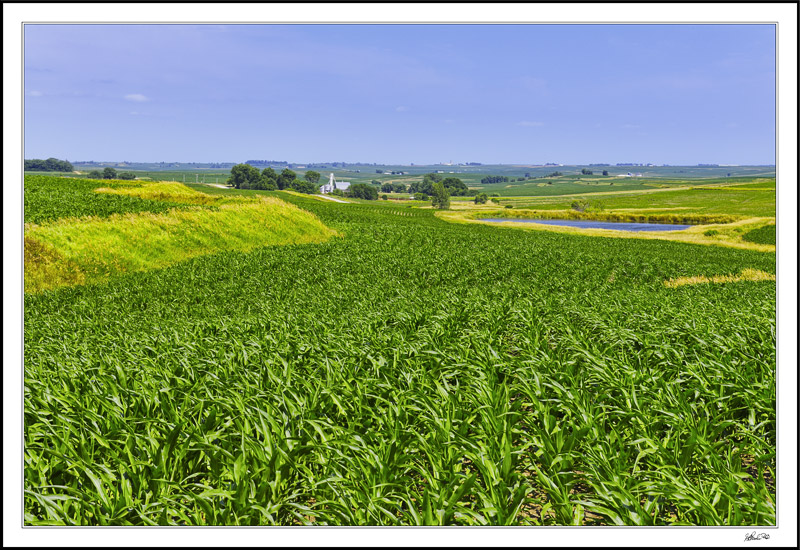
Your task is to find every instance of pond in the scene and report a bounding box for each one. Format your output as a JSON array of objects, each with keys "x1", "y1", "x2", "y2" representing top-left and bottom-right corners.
[{"x1": 480, "y1": 218, "x2": 693, "y2": 232}]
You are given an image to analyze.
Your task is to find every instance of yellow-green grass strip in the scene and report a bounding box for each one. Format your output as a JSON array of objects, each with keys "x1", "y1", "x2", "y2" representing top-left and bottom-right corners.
[
  {"x1": 664, "y1": 268, "x2": 775, "y2": 288},
  {"x1": 25, "y1": 197, "x2": 339, "y2": 293},
  {"x1": 436, "y1": 210, "x2": 776, "y2": 253},
  {"x1": 95, "y1": 181, "x2": 224, "y2": 205}
]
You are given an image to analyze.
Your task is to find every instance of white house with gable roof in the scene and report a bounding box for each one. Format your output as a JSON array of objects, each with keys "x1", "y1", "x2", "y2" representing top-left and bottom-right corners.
[{"x1": 320, "y1": 173, "x2": 350, "y2": 194}]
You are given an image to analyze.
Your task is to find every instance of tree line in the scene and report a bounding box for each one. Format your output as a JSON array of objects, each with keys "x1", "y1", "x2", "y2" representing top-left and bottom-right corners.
[
  {"x1": 408, "y1": 173, "x2": 469, "y2": 196},
  {"x1": 227, "y1": 164, "x2": 321, "y2": 193},
  {"x1": 25, "y1": 158, "x2": 74, "y2": 172},
  {"x1": 84, "y1": 167, "x2": 136, "y2": 180}
]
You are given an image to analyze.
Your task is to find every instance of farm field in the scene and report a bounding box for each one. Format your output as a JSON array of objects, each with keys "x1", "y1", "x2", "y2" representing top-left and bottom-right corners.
[
  {"x1": 33, "y1": 164, "x2": 776, "y2": 199},
  {"x1": 24, "y1": 176, "x2": 776, "y2": 526},
  {"x1": 488, "y1": 180, "x2": 776, "y2": 217}
]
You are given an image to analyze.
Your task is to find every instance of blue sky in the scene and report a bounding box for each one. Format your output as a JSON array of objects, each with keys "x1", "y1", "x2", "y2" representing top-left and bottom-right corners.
[{"x1": 24, "y1": 24, "x2": 775, "y2": 165}]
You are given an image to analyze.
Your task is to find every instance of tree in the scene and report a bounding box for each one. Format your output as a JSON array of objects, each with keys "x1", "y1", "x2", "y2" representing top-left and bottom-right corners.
[
  {"x1": 381, "y1": 194, "x2": 389, "y2": 200},
  {"x1": 87, "y1": 170, "x2": 103, "y2": 179},
  {"x1": 393, "y1": 183, "x2": 407, "y2": 193},
  {"x1": 290, "y1": 179, "x2": 318, "y2": 194},
  {"x1": 581, "y1": 168, "x2": 593, "y2": 175},
  {"x1": 117, "y1": 171, "x2": 136, "y2": 180},
  {"x1": 431, "y1": 182, "x2": 450, "y2": 210},
  {"x1": 602, "y1": 170, "x2": 609, "y2": 176},
  {"x1": 347, "y1": 183, "x2": 378, "y2": 200},
  {"x1": 276, "y1": 168, "x2": 297, "y2": 190},
  {"x1": 413, "y1": 192, "x2": 427, "y2": 201},
  {"x1": 441, "y1": 177, "x2": 468, "y2": 196},
  {"x1": 228, "y1": 163, "x2": 262, "y2": 189},
  {"x1": 474, "y1": 193, "x2": 488, "y2": 204},
  {"x1": 103, "y1": 167, "x2": 117, "y2": 179},
  {"x1": 381, "y1": 183, "x2": 394, "y2": 193},
  {"x1": 304, "y1": 170, "x2": 321, "y2": 184}
]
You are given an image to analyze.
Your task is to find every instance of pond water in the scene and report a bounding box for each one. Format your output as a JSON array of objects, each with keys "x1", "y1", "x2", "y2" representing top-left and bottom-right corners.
[{"x1": 480, "y1": 218, "x2": 693, "y2": 232}]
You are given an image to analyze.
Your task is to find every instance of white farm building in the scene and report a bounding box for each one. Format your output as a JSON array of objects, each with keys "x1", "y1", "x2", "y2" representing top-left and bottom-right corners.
[{"x1": 320, "y1": 173, "x2": 350, "y2": 194}]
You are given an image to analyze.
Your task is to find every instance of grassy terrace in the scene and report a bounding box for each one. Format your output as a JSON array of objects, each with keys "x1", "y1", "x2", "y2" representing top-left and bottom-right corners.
[
  {"x1": 24, "y1": 177, "x2": 775, "y2": 525},
  {"x1": 24, "y1": 178, "x2": 337, "y2": 293}
]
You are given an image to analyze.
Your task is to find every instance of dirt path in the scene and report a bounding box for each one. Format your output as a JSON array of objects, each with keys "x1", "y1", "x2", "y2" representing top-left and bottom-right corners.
[{"x1": 313, "y1": 194, "x2": 348, "y2": 203}]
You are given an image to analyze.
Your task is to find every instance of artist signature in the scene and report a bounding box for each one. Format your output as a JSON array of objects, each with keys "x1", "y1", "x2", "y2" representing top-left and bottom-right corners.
[{"x1": 744, "y1": 531, "x2": 770, "y2": 541}]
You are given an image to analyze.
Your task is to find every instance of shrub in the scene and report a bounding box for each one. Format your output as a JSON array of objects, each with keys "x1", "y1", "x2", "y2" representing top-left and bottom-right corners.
[{"x1": 571, "y1": 199, "x2": 589, "y2": 212}]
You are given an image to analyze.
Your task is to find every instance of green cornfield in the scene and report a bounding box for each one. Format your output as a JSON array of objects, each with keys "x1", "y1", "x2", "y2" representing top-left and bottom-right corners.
[{"x1": 24, "y1": 181, "x2": 776, "y2": 526}]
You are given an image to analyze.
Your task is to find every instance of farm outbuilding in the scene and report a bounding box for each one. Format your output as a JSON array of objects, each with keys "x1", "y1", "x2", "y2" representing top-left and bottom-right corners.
[{"x1": 320, "y1": 173, "x2": 350, "y2": 194}]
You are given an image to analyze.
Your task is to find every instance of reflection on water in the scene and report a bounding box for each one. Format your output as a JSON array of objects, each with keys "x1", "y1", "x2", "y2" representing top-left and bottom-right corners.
[{"x1": 480, "y1": 218, "x2": 693, "y2": 232}]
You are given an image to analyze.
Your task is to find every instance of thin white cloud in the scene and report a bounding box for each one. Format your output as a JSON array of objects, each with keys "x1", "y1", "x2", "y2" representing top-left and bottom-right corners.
[
  {"x1": 129, "y1": 111, "x2": 139, "y2": 116},
  {"x1": 622, "y1": 123, "x2": 640, "y2": 129},
  {"x1": 124, "y1": 93, "x2": 149, "y2": 102},
  {"x1": 26, "y1": 90, "x2": 44, "y2": 97},
  {"x1": 517, "y1": 121, "x2": 544, "y2": 127},
  {"x1": 395, "y1": 105, "x2": 409, "y2": 112}
]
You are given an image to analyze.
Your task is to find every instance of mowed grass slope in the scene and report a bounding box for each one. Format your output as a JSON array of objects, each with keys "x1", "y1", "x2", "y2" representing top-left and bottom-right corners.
[
  {"x1": 24, "y1": 176, "x2": 338, "y2": 292},
  {"x1": 25, "y1": 191, "x2": 776, "y2": 526}
]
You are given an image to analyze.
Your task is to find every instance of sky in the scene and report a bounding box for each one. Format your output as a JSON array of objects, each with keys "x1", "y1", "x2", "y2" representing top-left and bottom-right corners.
[{"x1": 23, "y1": 24, "x2": 776, "y2": 165}]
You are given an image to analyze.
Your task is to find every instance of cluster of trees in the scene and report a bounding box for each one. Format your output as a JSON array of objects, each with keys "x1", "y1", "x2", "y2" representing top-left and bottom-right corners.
[
  {"x1": 347, "y1": 183, "x2": 378, "y2": 200},
  {"x1": 474, "y1": 193, "x2": 489, "y2": 204},
  {"x1": 480, "y1": 175, "x2": 509, "y2": 184},
  {"x1": 408, "y1": 173, "x2": 469, "y2": 196},
  {"x1": 25, "y1": 158, "x2": 74, "y2": 172},
  {"x1": 226, "y1": 164, "x2": 321, "y2": 194},
  {"x1": 84, "y1": 167, "x2": 136, "y2": 180},
  {"x1": 581, "y1": 168, "x2": 594, "y2": 175},
  {"x1": 380, "y1": 182, "x2": 407, "y2": 193}
]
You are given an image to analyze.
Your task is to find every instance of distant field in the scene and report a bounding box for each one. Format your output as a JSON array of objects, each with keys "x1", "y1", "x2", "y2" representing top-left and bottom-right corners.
[
  {"x1": 41, "y1": 163, "x2": 775, "y2": 198},
  {"x1": 489, "y1": 180, "x2": 775, "y2": 218}
]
